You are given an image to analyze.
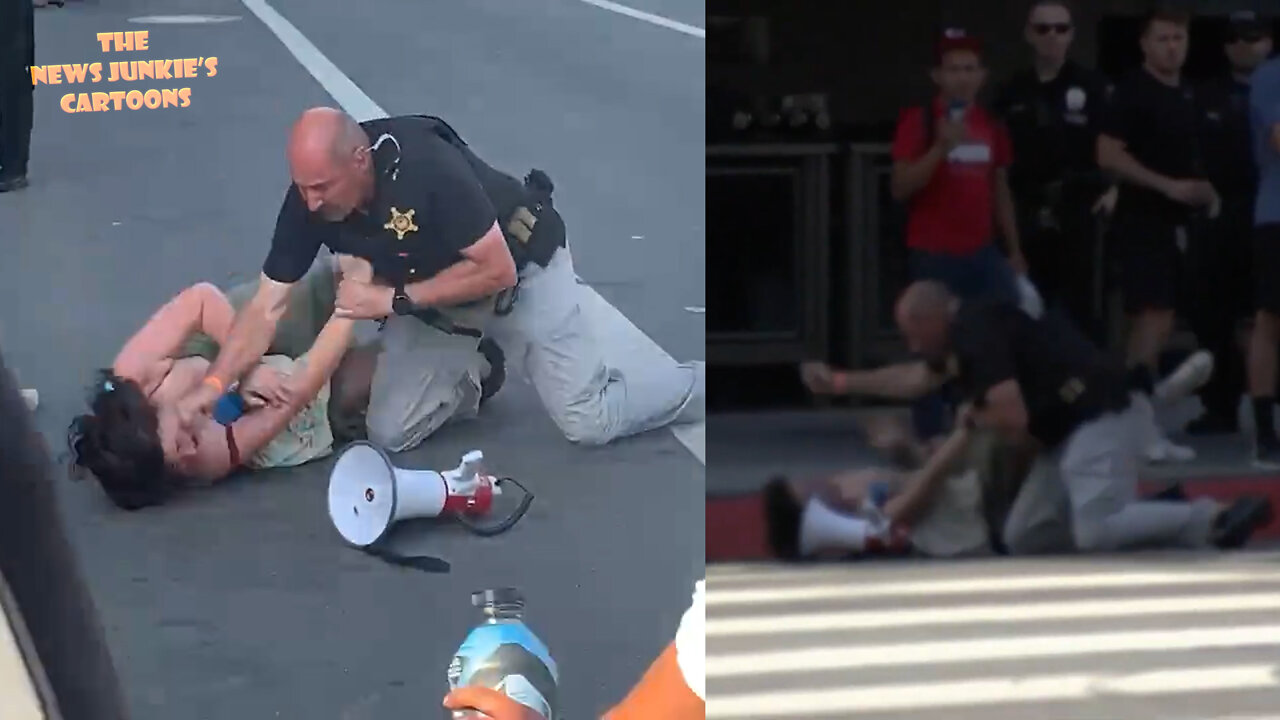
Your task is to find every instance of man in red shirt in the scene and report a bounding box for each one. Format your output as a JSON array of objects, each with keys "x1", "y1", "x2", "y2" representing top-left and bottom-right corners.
[{"x1": 891, "y1": 29, "x2": 1026, "y2": 437}]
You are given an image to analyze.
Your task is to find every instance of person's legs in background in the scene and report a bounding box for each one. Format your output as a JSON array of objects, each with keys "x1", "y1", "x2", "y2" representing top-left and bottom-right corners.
[
  {"x1": 0, "y1": 8, "x2": 34, "y2": 192},
  {"x1": 1115, "y1": 216, "x2": 1200, "y2": 462},
  {"x1": 1247, "y1": 224, "x2": 1280, "y2": 466},
  {"x1": 1189, "y1": 201, "x2": 1251, "y2": 435},
  {"x1": 1057, "y1": 195, "x2": 1107, "y2": 345}
]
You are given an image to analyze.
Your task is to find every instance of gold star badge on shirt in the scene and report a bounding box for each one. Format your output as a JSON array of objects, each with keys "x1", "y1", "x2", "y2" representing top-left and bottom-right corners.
[{"x1": 384, "y1": 207, "x2": 419, "y2": 240}]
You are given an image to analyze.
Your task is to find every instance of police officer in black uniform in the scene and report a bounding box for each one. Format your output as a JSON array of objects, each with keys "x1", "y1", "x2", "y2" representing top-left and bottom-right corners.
[
  {"x1": 993, "y1": 0, "x2": 1112, "y2": 342},
  {"x1": 177, "y1": 108, "x2": 704, "y2": 448},
  {"x1": 0, "y1": 0, "x2": 35, "y2": 191},
  {"x1": 1188, "y1": 11, "x2": 1273, "y2": 435}
]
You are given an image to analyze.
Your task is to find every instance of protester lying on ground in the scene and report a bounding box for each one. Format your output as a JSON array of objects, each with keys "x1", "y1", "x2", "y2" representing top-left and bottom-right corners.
[
  {"x1": 794, "y1": 282, "x2": 1271, "y2": 555},
  {"x1": 67, "y1": 253, "x2": 376, "y2": 510},
  {"x1": 763, "y1": 410, "x2": 997, "y2": 559},
  {"x1": 762, "y1": 410, "x2": 1193, "y2": 560}
]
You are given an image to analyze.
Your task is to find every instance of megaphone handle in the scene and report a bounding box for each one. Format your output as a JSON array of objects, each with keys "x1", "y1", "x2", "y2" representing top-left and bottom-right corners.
[{"x1": 455, "y1": 477, "x2": 534, "y2": 537}]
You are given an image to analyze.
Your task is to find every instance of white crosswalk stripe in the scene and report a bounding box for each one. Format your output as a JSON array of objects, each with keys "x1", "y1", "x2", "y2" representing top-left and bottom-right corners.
[{"x1": 706, "y1": 554, "x2": 1280, "y2": 720}]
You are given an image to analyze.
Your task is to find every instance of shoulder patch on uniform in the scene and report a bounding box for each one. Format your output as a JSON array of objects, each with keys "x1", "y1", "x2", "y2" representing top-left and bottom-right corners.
[{"x1": 384, "y1": 207, "x2": 419, "y2": 240}]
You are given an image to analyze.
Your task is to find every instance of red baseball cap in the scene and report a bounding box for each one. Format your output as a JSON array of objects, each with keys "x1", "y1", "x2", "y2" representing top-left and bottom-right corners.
[{"x1": 936, "y1": 27, "x2": 983, "y2": 62}]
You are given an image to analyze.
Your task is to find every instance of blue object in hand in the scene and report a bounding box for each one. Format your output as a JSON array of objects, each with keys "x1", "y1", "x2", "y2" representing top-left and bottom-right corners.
[
  {"x1": 212, "y1": 392, "x2": 247, "y2": 426},
  {"x1": 868, "y1": 481, "x2": 891, "y2": 510}
]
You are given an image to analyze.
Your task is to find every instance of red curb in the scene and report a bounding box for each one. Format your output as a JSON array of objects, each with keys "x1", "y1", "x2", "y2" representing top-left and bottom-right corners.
[{"x1": 707, "y1": 475, "x2": 1280, "y2": 562}]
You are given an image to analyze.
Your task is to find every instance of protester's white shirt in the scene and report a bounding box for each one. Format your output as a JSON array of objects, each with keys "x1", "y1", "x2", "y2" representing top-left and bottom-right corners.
[{"x1": 674, "y1": 579, "x2": 705, "y2": 700}]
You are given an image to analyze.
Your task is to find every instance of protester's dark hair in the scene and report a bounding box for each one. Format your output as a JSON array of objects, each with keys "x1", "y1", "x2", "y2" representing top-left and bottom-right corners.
[
  {"x1": 1141, "y1": 6, "x2": 1191, "y2": 35},
  {"x1": 66, "y1": 369, "x2": 179, "y2": 510}
]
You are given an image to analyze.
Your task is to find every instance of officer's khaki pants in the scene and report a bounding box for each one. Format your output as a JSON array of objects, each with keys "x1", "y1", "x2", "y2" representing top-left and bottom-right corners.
[
  {"x1": 1002, "y1": 399, "x2": 1218, "y2": 554},
  {"x1": 487, "y1": 247, "x2": 703, "y2": 445},
  {"x1": 365, "y1": 304, "x2": 491, "y2": 452}
]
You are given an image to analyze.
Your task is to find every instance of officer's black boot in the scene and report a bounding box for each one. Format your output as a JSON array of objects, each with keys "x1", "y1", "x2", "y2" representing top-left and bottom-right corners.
[{"x1": 478, "y1": 337, "x2": 506, "y2": 406}]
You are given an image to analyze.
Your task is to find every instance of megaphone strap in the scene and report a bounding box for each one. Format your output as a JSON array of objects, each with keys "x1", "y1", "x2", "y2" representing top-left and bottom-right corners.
[{"x1": 361, "y1": 544, "x2": 451, "y2": 574}]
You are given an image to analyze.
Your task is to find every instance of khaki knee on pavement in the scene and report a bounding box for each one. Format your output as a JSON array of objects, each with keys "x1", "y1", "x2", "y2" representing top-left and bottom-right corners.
[
  {"x1": 365, "y1": 415, "x2": 421, "y2": 453},
  {"x1": 555, "y1": 401, "x2": 615, "y2": 446},
  {"x1": 1071, "y1": 514, "x2": 1118, "y2": 553}
]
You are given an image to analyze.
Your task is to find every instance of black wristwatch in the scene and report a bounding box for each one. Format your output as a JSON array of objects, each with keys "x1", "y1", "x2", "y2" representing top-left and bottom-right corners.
[{"x1": 391, "y1": 285, "x2": 414, "y2": 316}]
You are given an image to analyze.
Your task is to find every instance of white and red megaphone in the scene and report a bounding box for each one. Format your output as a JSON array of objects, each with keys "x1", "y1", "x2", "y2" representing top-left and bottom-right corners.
[{"x1": 327, "y1": 441, "x2": 533, "y2": 549}]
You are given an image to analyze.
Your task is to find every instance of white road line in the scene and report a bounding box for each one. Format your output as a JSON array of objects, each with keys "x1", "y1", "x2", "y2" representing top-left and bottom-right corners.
[
  {"x1": 236, "y1": 0, "x2": 705, "y2": 465},
  {"x1": 706, "y1": 623, "x2": 1280, "y2": 678},
  {"x1": 570, "y1": 0, "x2": 705, "y2": 38},
  {"x1": 706, "y1": 590, "x2": 1280, "y2": 636},
  {"x1": 706, "y1": 570, "x2": 1264, "y2": 605},
  {"x1": 707, "y1": 663, "x2": 1279, "y2": 718}
]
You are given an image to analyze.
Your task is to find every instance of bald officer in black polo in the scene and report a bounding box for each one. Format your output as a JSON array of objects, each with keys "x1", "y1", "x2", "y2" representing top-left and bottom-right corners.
[{"x1": 176, "y1": 108, "x2": 704, "y2": 449}]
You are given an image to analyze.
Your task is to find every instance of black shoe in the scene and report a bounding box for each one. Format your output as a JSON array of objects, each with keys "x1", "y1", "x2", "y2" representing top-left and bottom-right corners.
[
  {"x1": 1146, "y1": 482, "x2": 1188, "y2": 502},
  {"x1": 763, "y1": 476, "x2": 803, "y2": 560},
  {"x1": 1186, "y1": 412, "x2": 1239, "y2": 436},
  {"x1": 1254, "y1": 436, "x2": 1280, "y2": 470},
  {"x1": 0, "y1": 175, "x2": 28, "y2": 193},
  {"x1": 478, "y1": 337, "x2": 505, "y2": 406},
  {"x1": 1211, "y1": 496, "x2": 1274, "y2": 549}
]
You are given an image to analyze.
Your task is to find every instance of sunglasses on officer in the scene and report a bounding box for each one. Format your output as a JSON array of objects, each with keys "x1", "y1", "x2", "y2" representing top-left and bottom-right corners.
[{"x1": 1032, "y1": 22, "x2": 1072, "y2": 35}]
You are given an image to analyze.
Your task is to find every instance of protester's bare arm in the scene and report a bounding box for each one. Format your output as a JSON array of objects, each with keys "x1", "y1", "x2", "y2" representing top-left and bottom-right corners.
[
  {"x1": 823, "y1": 468, "x2": 907, "y2": 513},
  {"x1": 219, "y1": 315, "x2": 356, "y2": 464},
  {"x1": 177, "y1": 275, "x2": 293, "y2": 421},
  {"x1": 882, "y1": 421, "x2": 972, "y2": 526},
  {"x1": 112, "y1": 283, "x2": 236, "y2": 394}
]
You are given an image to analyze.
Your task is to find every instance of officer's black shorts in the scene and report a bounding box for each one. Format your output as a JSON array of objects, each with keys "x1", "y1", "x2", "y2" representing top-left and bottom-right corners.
[
  {"x1": 1112, "y1": 212, "x2": 1181, "y2": 313},
  {"x1": 1253, "y1": 223, "x2": 1280, "y2": 315}
]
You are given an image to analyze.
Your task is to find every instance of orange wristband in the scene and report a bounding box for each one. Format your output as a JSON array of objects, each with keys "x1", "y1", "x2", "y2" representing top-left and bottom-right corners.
[{"x1": 203, "y1": 376, "x2": 225, "y2": 394}]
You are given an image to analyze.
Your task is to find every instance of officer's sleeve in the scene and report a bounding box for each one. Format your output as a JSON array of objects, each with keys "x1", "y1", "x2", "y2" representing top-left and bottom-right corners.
[
  {"x1": 1098, "y1": 78, "x2": 1135, "y2": 143},
  {"x1": 953, "y1": 311, "x2": 1017, "y2": 406},
  {"x1": 262, "y1": 184, "x2": 327, "y2": 284},
  {"x1": 890, "y1": 107, "x2": 926, "y2": 161},
  {"x1": 424, "y1": 142, "x2": 494, "y2": 254}
]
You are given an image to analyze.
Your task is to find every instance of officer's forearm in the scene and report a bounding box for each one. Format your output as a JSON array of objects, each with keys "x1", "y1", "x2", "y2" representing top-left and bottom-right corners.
[
  {"x1": 206, "y1": 301, "x2": 279, "y2": 389},
  {"x1": 836, "y1": 361, "x2": 938, "y2": 400},
  {"x1": 1098, "y1": 139, "x2": 1173, "y2": 195},
  {"x1": 405, "y1": 258, "x2": 512, "y2": 308}
]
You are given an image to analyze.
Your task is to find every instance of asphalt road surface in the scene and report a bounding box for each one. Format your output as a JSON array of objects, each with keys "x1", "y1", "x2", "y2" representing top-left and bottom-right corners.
[
  {"x1": 0, "y1": 0, "x2": 704, "y2": 717},
  {"x1": 707, "y1": 553, "x2": 1280, "y2": 719}
]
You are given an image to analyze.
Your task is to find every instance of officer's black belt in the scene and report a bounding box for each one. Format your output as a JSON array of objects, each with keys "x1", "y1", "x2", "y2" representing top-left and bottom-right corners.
[{"x1": 409, "y1": 308, "x2": 483, "y2": 338}]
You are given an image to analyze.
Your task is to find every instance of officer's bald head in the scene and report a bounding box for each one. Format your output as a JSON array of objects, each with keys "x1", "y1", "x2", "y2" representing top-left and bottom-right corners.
[
  {"x1": 895, "y1": 281, "x2": 957, "y2": 358},
  {"x1": 286, "y1": 107, "x2": 374, "y2": 221}
]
